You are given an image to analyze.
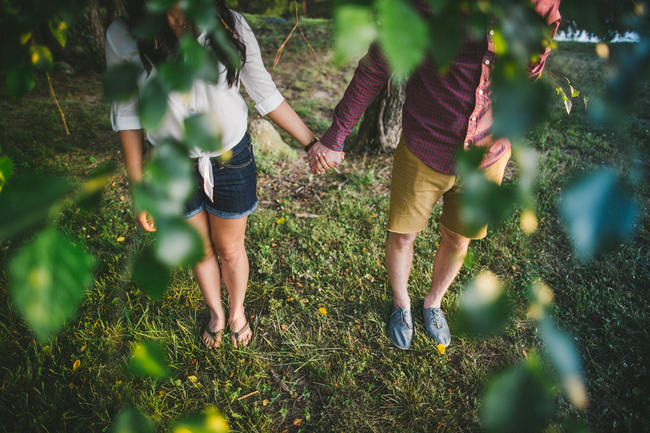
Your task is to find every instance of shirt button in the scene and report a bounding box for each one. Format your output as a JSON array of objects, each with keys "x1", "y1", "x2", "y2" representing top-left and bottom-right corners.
[
  {"x1": 489, "y1": 29, "x2": 494, "y2": 36},
  {"x1": 471, "y1": 116, "x2": 476, "y2": 122},
  {"x1": 478, "y1": 89, "x2": 484, "y2": 96},
  {"x1": 485, "y1": 59, "x2": 490, "y2": 65}
]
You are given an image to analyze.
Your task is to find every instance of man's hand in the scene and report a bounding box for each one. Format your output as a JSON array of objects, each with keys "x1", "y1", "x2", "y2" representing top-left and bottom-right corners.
[
  {"x1": 307, "y1": 141, "x2": 344, "y2": 174},
  {"x1": 137, "y1": 210, "x2": 156, "y2": 232}
]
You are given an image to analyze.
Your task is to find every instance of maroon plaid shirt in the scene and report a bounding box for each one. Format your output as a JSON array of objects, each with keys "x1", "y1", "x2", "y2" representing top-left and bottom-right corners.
[{"x1": 321, "y1": 0, "x2": 561, "y2": 174}]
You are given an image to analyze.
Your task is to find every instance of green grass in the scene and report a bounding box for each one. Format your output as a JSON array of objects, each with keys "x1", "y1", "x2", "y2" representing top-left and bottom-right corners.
[{"x1": 1, "y1": 18, "x2": 649, "y2": 433}]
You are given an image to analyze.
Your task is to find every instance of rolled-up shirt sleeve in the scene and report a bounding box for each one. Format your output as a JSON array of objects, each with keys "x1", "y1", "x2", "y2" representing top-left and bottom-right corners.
[
  {"x1": 234, "y1": 13, "x2": 284, "y2": 116},
  {"x1": 105, "y1": 19, "x2": 142, "y2": 131}
]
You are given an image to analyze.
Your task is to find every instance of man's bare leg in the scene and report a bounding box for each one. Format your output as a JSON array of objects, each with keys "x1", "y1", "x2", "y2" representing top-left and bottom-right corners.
[
  {"x1": 423, "y1": 225, "x2": 471, "y2": 309},
  {"x1": 385, "y1": 231, "x2": 418, "y2": 309}
]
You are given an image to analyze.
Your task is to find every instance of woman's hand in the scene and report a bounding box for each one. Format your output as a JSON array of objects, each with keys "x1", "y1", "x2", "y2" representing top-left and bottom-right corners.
[{"x1": 137, "y1": 210, "x2": 156, "y2": 232}]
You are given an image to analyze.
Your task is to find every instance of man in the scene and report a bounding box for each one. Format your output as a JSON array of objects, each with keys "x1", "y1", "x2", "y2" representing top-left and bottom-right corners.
[{"x1": 308, "y1": 1, "x2": 561, "y2": 349}]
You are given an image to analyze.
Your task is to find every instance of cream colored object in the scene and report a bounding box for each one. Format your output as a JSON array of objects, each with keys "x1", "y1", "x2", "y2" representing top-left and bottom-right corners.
[{"x1": 248, "y1": 118, "x2": 296, "y2": 160}]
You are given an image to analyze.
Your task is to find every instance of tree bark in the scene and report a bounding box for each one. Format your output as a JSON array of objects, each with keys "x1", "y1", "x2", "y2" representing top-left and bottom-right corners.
[
  {"x1": 88, "y1": 0, "x2": 106, "y2": 65},
  {"x1": 349, "y1": 79, "x2": 406, "y2": 154}
]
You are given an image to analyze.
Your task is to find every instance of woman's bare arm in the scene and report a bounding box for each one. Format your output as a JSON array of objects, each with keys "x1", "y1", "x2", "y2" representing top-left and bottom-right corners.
[{"x1": 119, "y1": 129, "x2": 156, "y2": 231}]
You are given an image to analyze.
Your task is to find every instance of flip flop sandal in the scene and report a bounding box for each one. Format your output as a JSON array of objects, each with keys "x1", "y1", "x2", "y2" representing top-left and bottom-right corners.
[
  {"x1": 202, "y1": 327, "x2": 224, "y2": 349},
  {"x1": 231, "y1": 321, "x2": 251, "y2": 347}
]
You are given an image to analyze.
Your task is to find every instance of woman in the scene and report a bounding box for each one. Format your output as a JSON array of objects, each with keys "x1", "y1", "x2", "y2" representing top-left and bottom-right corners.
[{"x1": 106, "y1": 1, "x2": 320, "y2": 348}]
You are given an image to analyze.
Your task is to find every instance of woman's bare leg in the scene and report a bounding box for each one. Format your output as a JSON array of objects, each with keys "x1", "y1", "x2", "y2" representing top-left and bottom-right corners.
[
  {"x1": 207, "y1": 214, "x2": 252, "y2": 348},
  {"x1": 187, "y1": 210, "x2": 226, "y2": 348}
]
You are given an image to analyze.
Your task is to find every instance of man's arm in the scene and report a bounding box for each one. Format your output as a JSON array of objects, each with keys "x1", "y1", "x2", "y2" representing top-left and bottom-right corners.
[{"x1": 309, "y1": 43, "x2": 392, "y2": 173}]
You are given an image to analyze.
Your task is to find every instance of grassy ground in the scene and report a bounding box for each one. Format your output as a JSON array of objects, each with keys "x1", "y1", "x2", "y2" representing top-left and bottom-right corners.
[{"x1": 1, "y1": 18, "x2": 648, "y2": 433}]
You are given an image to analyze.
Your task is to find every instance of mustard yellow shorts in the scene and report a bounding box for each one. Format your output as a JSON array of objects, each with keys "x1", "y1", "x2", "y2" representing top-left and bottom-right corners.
[{"x1": 387, "y1": 137, "x2": 511, "y2": 239}]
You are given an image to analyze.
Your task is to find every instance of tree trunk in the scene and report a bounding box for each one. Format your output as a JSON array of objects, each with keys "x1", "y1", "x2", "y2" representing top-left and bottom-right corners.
[
  {"x1": 108, "y1": 0, "x2": 127, "y2": 21},
  {"x1": 88, "y1": 0, "x2": 106, "y2": 65},
  {"x1": 350, "y1": 79, "x2": 406, "y2": 154}
]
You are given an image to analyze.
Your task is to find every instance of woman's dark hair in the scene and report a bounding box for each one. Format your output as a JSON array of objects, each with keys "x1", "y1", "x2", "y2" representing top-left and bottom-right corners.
[{"x1": 123, "y1": 0, "x2": 246, "y2": 86}]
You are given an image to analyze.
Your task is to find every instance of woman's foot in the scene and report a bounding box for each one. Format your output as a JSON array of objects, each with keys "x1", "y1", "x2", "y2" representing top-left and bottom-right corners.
[
  {"x1": 201, "y1": 310, "x2": 226, "y2": 349},
  {"x1": 229, "y1": 311, "x2": 252, "y2": 348}
]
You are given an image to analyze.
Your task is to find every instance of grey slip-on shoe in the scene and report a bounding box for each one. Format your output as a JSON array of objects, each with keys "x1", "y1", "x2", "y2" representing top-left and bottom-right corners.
[
  {"x1": 388, "y1": 306, "x2": 414, "y2": 350},
  {"x1": 423, "y1": 307, "x2": 451, "y2": 347}
]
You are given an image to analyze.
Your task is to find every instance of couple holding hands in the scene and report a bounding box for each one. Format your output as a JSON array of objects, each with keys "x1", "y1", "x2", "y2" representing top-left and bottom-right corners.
[{"x1": 108, "y1": 1, "x2": 561, "y2": 350}]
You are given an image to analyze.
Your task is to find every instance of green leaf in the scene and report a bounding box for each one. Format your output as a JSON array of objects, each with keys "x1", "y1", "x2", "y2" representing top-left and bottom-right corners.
[
  {"x1": 157, "y1": 61, "x2": 195, "y2": 93},
  {"x1": 138, "y1": 76, "x2": 168, "y2": 130},
  {"x1": 0, "y1": 155, "x2": 14, "y2": 193},
  {"x1": 453, "y1": 270, "x2": 512, "y2": 336},
  {"x1": 491, "y1": 58, "x2": 553, "y2": 138},
  {"x1": 538, "y1": 317, "x2": 588, "y2": 408},
  {"x1": 48, "y1": 17, "x2": 69, "y2": 47},
  {"x1": 560, "y1": 168, "x2": 638, "y2": 260},
  {"x1": 8, "y1": 228, "x2": 94, "y2": 342},
  {"x1": 6, "y1": 65, "x2": 36, "y2": 98},
  {"x1": 481, "y1": 356, "x2": 555, "y2": 433},
  {"x1": 456, "y1": 147, "x2": 518, "y2": 234},
  {"x1": 376, "y1": 0, "x2": 429, "y2": 78},
  {"x1": 184, "y1": 113, "x2": 222, "y2": 152},
  {"x1": 128, "y1": 340, "x2": 171, "y2": 379},
  {"x1": 0, "y1": 174, "x2": 71, "y2": 240},
  {"x1": 103, "y1": 62, "x2": 143, "y2": 102},
  {"x1": 111, "y1": 407, "x2": 155, "y2": 433},
  {"x1": 428, "y1": 13, "x2": 465, "y2": 71},
  {"x1": 181, "y1": 0, "x2": 218, "y2": 32},
  {"x1": 76, "y1": 161, "x2": 117, "y2": 211},
  {"x1": 30, "y1": 44, "x2": 53, "y2": 70},
  {"x1": 179, "y1": 35, "x2": 220, "y2": 83},
  {"x1": 134, "y1": 140, "x2": 193, "y2": 219},
  {"x1": 334, "y1": 5, "x2": 377, "y2": 61},
  {"x1": 132, "y1": 244, "x2": 172, "y2": 299},
  {"x1": 154, "y1": 217, "x2": 204, "y2": 267},
  {"x1": 172, "y1": 406, "x2": 229, "y2": 433},
  {"x1": 147, "y1": 0, "x2": 177, "y2": 13}
]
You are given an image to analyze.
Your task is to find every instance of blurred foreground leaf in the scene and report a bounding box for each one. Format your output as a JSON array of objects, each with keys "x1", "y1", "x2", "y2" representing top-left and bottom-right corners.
[
  {"x1": 376, "y1": 0, "x2": 428, "y2": 79},
  {"x1": 539, "y1": 318, "x2": 588, "y2": 409},
  {"x1": 6, "y1": 65, "x2": 36, "y2": 98},
  {"x1": 76, "y1": 161, "x2": 117, "y2": 211},
  {"x1": 128, "y1": 340, "x2": 171, "y2": 379},
  {"x1": 184, "y1": 113, "x2": 222, "y2": 152},
  {"x1": 173, "y1": 406, "x2": 229, "y2": 433},
  {"x1": 481, "y1": 355, "x2": 554, "y2": 433},
  {"x1": 134, "y1": 140, "x2": 193, "y2": 219},
  {"x1": 155, "y1": 217, "x2": 203, "y2": 267},
  {"x1": 0, "y1": 155, "x2": 14, "y2": 192},
  {"x1": 8, "y1": 228, "x2": 94, "y2": 341},
  {"x1": 133, "y1": 244, "x2": 172, "y2": 299},
  {"x1": 454, "y1": 270, "x2": 512, "y2": 336},
  {"x1": 138, "y1": 76, "x2": 168, "y2": 130},
  {"x1": 0, "y1": 174, "x2": 71, "y2": 240},
  {"x1": 112, "y1": 407, "x2": 155, "y2": 433},
  {"x1": 560, "y1": 168, "x2": 638, "y2": 260},
  {"x1": 334, "y1": 4, "x2": 377, "y2": 61},
  {"x1": 103, "y1": 62, "x2": 143, "y2": 102},
  {"x1": 456, "y1": 148, "x2": 518, "y2": 234}
]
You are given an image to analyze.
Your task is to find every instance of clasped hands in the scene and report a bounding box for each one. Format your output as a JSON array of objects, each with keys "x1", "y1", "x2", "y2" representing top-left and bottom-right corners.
[{"x1": 306, "y1": 140, "x2": 345, "y2": 175}]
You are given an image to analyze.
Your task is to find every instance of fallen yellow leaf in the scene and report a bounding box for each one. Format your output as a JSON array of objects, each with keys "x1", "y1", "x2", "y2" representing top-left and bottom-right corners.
[
  {"x1": 262, "y1": 399, "x2": 269, "y2": 406},
  {"x1": 80, "y1": 344, "x2": 87, "y2": 353},
  {"x1": 116, "y1": 236, "x2": 125, "y2": 243},
  {"x1": 188, "y1": 375, "x2": 198, "y2": 383},
  {"x1": 293, "y1": 418, "x2": 304, "y2": 426},
  {"x1": 287, "y1": 297, "x2": 294, "y2": 302},
  {"x1": 318, "y1": 307, "x2": 327, "y2": 316},
  {"x1": 281, "y1": 324, "x2": 288, "y2": 331},
  {"x1": 275, "y1": 217, "x2": 286, "y2": 224},
  {"x1": 73, "y1": 359, "x2": 80, "y2": 371},
  {"x1": 436, "y1": 344, "x2": 446, "y2": 355}
]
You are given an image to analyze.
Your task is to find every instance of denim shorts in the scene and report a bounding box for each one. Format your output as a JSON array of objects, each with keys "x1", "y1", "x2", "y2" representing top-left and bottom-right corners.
[{"x1": 184, "y1": 133, "x2": 258, "y2": 219}]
